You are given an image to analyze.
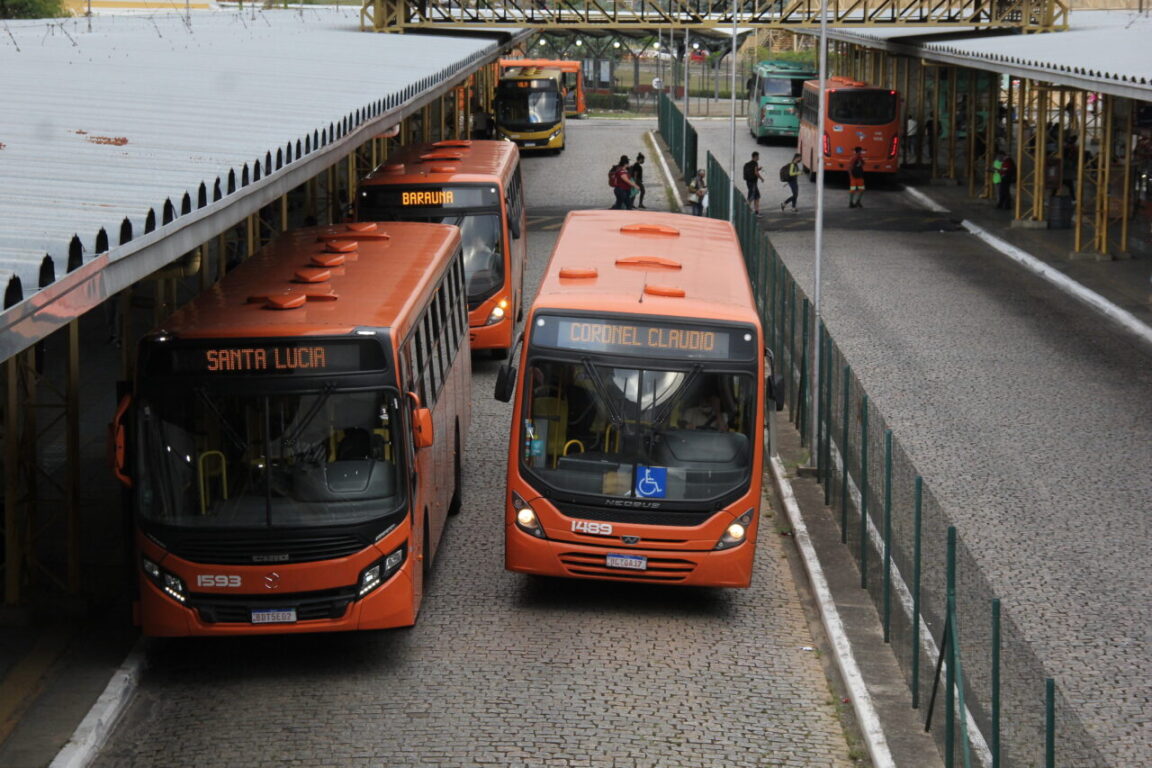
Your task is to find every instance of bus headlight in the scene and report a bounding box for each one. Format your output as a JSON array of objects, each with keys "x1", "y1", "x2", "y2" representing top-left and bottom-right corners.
[
  {"x1": 512, "y1": 492, "x2": 545, "y2": 538},
  {"x1": 549, "y1": 128, "x2": 562, "y2": 142},
  {"x1": 359, "y1": 545, "x2": 406, "y2": 597},
  {"x1": 715, "y1": 508, "x2": 755, "y2": 550},
  {"x1": 142, "y1": 556, "x2": 187, "y2": 603},
  {"x1": 486, "y1": 300, "x2": 508, "y2": 326}
]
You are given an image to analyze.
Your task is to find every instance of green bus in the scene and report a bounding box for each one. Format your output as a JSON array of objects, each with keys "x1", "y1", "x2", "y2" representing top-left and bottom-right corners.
[{"x1": 747, "y1": 60, "x2": 817, "y2": 141}]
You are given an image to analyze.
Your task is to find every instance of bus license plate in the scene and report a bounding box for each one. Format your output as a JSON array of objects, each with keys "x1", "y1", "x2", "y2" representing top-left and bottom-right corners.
[
  {"x1": 252, "y1": 608, "x2": 296, "y2": 624},
  {"x1": 606, "y1": 554, "x2": 647, "y2": 571}
]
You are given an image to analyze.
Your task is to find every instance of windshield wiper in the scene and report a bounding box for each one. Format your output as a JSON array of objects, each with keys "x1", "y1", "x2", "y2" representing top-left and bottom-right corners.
[
  {"x1": 581, "y1": 357, "x2": 625, "y2": 429},
  {"x1": 280, "y1": 383, "x2": 335, "y2": 452},
  {"x1": 195, "y1": 387, "x2": 247, "y2": 452},
  {"x1": 652, "y1": 364, "x2": 702, "y2": 429}
]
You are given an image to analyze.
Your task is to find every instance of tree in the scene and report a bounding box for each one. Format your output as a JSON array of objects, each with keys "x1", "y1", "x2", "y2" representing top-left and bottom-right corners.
[{"x1": 1, "y1": 0, "x2": 67, "y2": 19}]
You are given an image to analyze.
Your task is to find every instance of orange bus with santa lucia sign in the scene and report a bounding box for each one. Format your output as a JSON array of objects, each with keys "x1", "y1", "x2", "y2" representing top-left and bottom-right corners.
[
  {"x1": 111, "y1": 221, "x2": 471, "y2": 636},
  {"x1": 494, "y1": 210, "x2": 784, "y2": 588},
  {"x1": 357, "y1": 140, "x2": 527, "y2": 359}
]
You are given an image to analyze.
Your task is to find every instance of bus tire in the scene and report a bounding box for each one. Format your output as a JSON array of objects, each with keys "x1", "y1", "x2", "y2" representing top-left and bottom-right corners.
[
  {"x1": 448, "y1": 425, "x2": 463, "y2": 516},
  {"x1": 491, "y1": 347, "x2": 509, "y2": 360}
]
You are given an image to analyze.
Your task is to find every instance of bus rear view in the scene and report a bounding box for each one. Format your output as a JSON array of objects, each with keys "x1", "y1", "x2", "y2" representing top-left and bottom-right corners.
[{"x1": 494, "y1": 211, "x2": 782, "y2": 588}]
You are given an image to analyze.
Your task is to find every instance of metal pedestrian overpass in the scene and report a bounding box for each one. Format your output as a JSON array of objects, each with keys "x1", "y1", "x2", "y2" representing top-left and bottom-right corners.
[{"x1": 360, "y1": 0, "x2": 1069, "y2": 33}]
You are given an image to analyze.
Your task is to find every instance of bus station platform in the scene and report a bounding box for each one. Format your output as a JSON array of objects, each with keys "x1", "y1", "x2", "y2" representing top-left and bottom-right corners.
[
  {"x1": 899, "y1": 171, "x2": 1152, "y2": 347},
  {"x1": 2, "y1": 154, "x2": 1150, "y2": 768}
]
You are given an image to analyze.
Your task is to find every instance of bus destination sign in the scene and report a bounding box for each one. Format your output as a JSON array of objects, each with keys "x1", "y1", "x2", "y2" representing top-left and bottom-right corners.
[
  {"x1": 144, "y1": 340, "x2": 388, "y2": 376},
  {"x1": 360, "y1": 185, "x2": 498, "y2": 215},
  {"x1": 533, "y1": 316, "x2": 756, "y2": 361}
]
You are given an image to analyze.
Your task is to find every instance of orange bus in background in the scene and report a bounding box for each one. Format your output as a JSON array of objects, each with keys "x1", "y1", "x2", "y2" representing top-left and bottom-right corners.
[
  {"x1": 357, "y1": 140, "x2": 527, "y2": 358},
  {"x1": 499, "y1": 58, "x2": 586, "y2": 118},
  {"x1": 494, "y1": 211, "x2": 783, "y2": 588},
  {"x1": 112, "y1": 222, "x2": 471, "y2": 636},
  {"x1": 797, "y1": 77, "x2": 901, "y2": 179}
]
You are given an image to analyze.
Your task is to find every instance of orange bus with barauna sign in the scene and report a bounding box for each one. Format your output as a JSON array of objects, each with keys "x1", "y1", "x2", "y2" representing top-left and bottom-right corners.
[
  {"x1": 357, "y1": 140, "x2": 527, "y2": 359},
  {"x1": 499, "y1": 58, "x2": 586, "y2": 118},
  {"x1": 494, "y1": 211, "x2": 783, "y2": 588},
  {"x1": 797, "y1": 76, "x2": 901, "y2": 179},
  {"x1": 112, "y1": 222, "x2": 471, "y2": 636}
]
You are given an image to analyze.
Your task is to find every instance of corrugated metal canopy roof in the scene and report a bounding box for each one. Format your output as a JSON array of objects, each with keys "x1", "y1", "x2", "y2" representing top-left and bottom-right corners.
[
  {"x1": 0, "y1": 9, "x2": 525, "y2": 360},
  {"x1": 804, "y1": 10, "x2": 1152, "y2": 100}
]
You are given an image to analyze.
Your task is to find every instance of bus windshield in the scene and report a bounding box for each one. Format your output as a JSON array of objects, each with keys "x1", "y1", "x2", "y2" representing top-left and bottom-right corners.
[
  {"x1": 135, "y1": 386, "x2": 404, "y2": 528},
  {"x1": 520, "y1": 358, "x2": 756, "y2": 502},
  {"x1": 761, "y1": 77, "x2": 805, "y2": 98},
  {"x1": 358, "y1": 189, "x2": 503, "y2": 305},
  {"x1": 829, "y1": 90, "x2": 898, "y2": 125},
  {"x1": 496, "y1": 86, "x2": 562, "y2": 130}
]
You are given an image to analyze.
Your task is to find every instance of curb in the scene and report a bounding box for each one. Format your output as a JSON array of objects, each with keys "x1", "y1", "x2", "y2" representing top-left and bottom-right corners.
[
  {"x1": 646, "y1": 129, "x2": 685, "y2": 212},
  {"x1": 903, "y1": 184, "x2": 1152, "y2": 347},
  {"x1": 48, "y1": 638, "x2": 147, "y2": 768},
  {"x1": 768, "y1": 455, "x2": 897, "y2": 768}
]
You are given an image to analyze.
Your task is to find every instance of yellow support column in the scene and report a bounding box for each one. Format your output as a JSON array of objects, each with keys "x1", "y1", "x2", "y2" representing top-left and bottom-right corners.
[
  {"x1": 5, "y1": 356, "x2": 23, "y2": 605},
  {"x1": 66, "y1": 320, "x2": 80, "y2": 592}
]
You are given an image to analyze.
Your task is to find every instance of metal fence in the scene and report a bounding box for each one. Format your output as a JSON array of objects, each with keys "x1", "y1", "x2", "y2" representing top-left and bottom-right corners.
[
  {"x1": 655, "y1": 97, "x2": 1103, "y2": 764},
  {"x1": 657, "y1": 92, "x2": 698, "y2": 182}
]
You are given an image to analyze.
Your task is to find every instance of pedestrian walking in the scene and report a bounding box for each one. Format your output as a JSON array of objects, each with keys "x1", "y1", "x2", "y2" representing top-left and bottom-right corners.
[
  {"x1": 848, "y1": 146, "x2": 866, "y2": 208},
  {"x1": 742, "y1": 151, "x2": 764, "y2": 214},
  {"x1": 779, "y1": 153, "x2": 802, "y2": 212},
  {"x1": 629, "y1": 153, "x2": 647, "y2": 209},
  {"x1": 992, "y1": 151, "x2": 1014, "y2": 210},
  {"x1": 609, "y1": 155, "x2": 639, "y2": 210},
  {"x1": 688, "y1": 169, "x2": 708, "y2": 216}
]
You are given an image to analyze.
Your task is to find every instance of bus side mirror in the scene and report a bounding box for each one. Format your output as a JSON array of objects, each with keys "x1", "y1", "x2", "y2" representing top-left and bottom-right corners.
[
  {"x1": 110, "y1": 394, "x2": 133, "y2": 488},
  {"x1": 407, "y1": 391, "x2": 435, "y2": 449},
  {"x1": 767, "y1": 374, "x2": 785, "y2": 412},
  {"x1": 494, "y1": 365, "x2": 516, "y2": 403},
  {"x1": 413, "y1": 407, "x2": 434, "y2": 449}
]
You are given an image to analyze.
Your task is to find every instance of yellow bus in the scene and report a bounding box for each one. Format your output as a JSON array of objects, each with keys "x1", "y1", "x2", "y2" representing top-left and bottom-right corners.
[
  {"x1": 494, "y1": 211, "x2": 784, "y2": 587},
  {"x1": 494, "y1": 66, "x2": 566, "y2": 153}
]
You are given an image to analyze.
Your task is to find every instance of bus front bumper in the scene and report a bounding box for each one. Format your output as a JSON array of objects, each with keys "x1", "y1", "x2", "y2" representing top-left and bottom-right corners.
[{"x1": 505, "y1": 522, "x2": 753, "y2": 588}]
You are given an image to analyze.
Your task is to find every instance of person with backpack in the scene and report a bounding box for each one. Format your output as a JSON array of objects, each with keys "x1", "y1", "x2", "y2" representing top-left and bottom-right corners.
[
  {"x1": 779, "y1": 153, "x2": 802, "y2": 213},
  {"x1": 848, "y1": 146, "x2": 866, "y2": 209},
  {"x1": 609, "y1": 154, "x2": 639, "y2": 210},
  {"x1": 742, "y1": 151, "x2": 764, "y2": 214}
]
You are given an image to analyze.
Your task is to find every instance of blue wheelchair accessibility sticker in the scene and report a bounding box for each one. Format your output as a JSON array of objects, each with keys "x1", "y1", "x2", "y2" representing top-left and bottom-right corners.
[{"x1": 635, "y1": 466, "x2": 667, "y2": 499}]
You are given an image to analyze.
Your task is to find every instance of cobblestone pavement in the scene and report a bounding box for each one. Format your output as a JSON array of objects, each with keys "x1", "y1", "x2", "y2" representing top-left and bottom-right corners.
[
  {"x1": 90, "y1": 119, "x2": 861, "y2": 768},
  {"x1": 691, "y1": 119, "x2": 1152, "y2": 766}
]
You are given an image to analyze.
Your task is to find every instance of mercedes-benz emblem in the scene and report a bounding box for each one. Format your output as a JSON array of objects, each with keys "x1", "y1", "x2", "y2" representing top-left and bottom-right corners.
[
  {"x1": 622, "y1": 535, "x2": 640, "y2": 545},
  {"x1": 264, "y1": 572, "x2": 281, "y2": 590}
]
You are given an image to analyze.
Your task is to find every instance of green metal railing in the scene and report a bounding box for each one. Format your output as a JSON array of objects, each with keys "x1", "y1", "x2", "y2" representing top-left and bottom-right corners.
[
  {"x1": 658, "y1": 93, "x2": 697, "y2": 182},
  {"x1": 658, "y1": 111, "x2": 1102, "y2": 768}
]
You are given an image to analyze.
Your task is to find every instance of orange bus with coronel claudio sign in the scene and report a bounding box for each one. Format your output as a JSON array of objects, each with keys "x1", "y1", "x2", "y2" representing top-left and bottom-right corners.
[
  {"x1": 357, "y1": 139, "x2": 527, "y2": 358},
  {"x1": 494, "y1": 210, "x2": 783, "y2": 588},
  {"x1": 111, "y1": 221, "x2": 471, "y2": 635}
]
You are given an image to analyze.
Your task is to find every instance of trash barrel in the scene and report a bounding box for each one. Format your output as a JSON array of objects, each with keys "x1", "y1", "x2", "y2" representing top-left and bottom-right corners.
[{"x1": 1047, "y1": 195, "x2": 1073, "y2": 229}]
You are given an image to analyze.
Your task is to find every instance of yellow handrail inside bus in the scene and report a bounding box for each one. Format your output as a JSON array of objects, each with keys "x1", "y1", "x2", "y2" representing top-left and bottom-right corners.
[
  {"x1": 562, "y1": 439, "x2": 584, "y2": 457},
  {"x1": 198, "y1": 450, "x2": 228, "y2": 515}
]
